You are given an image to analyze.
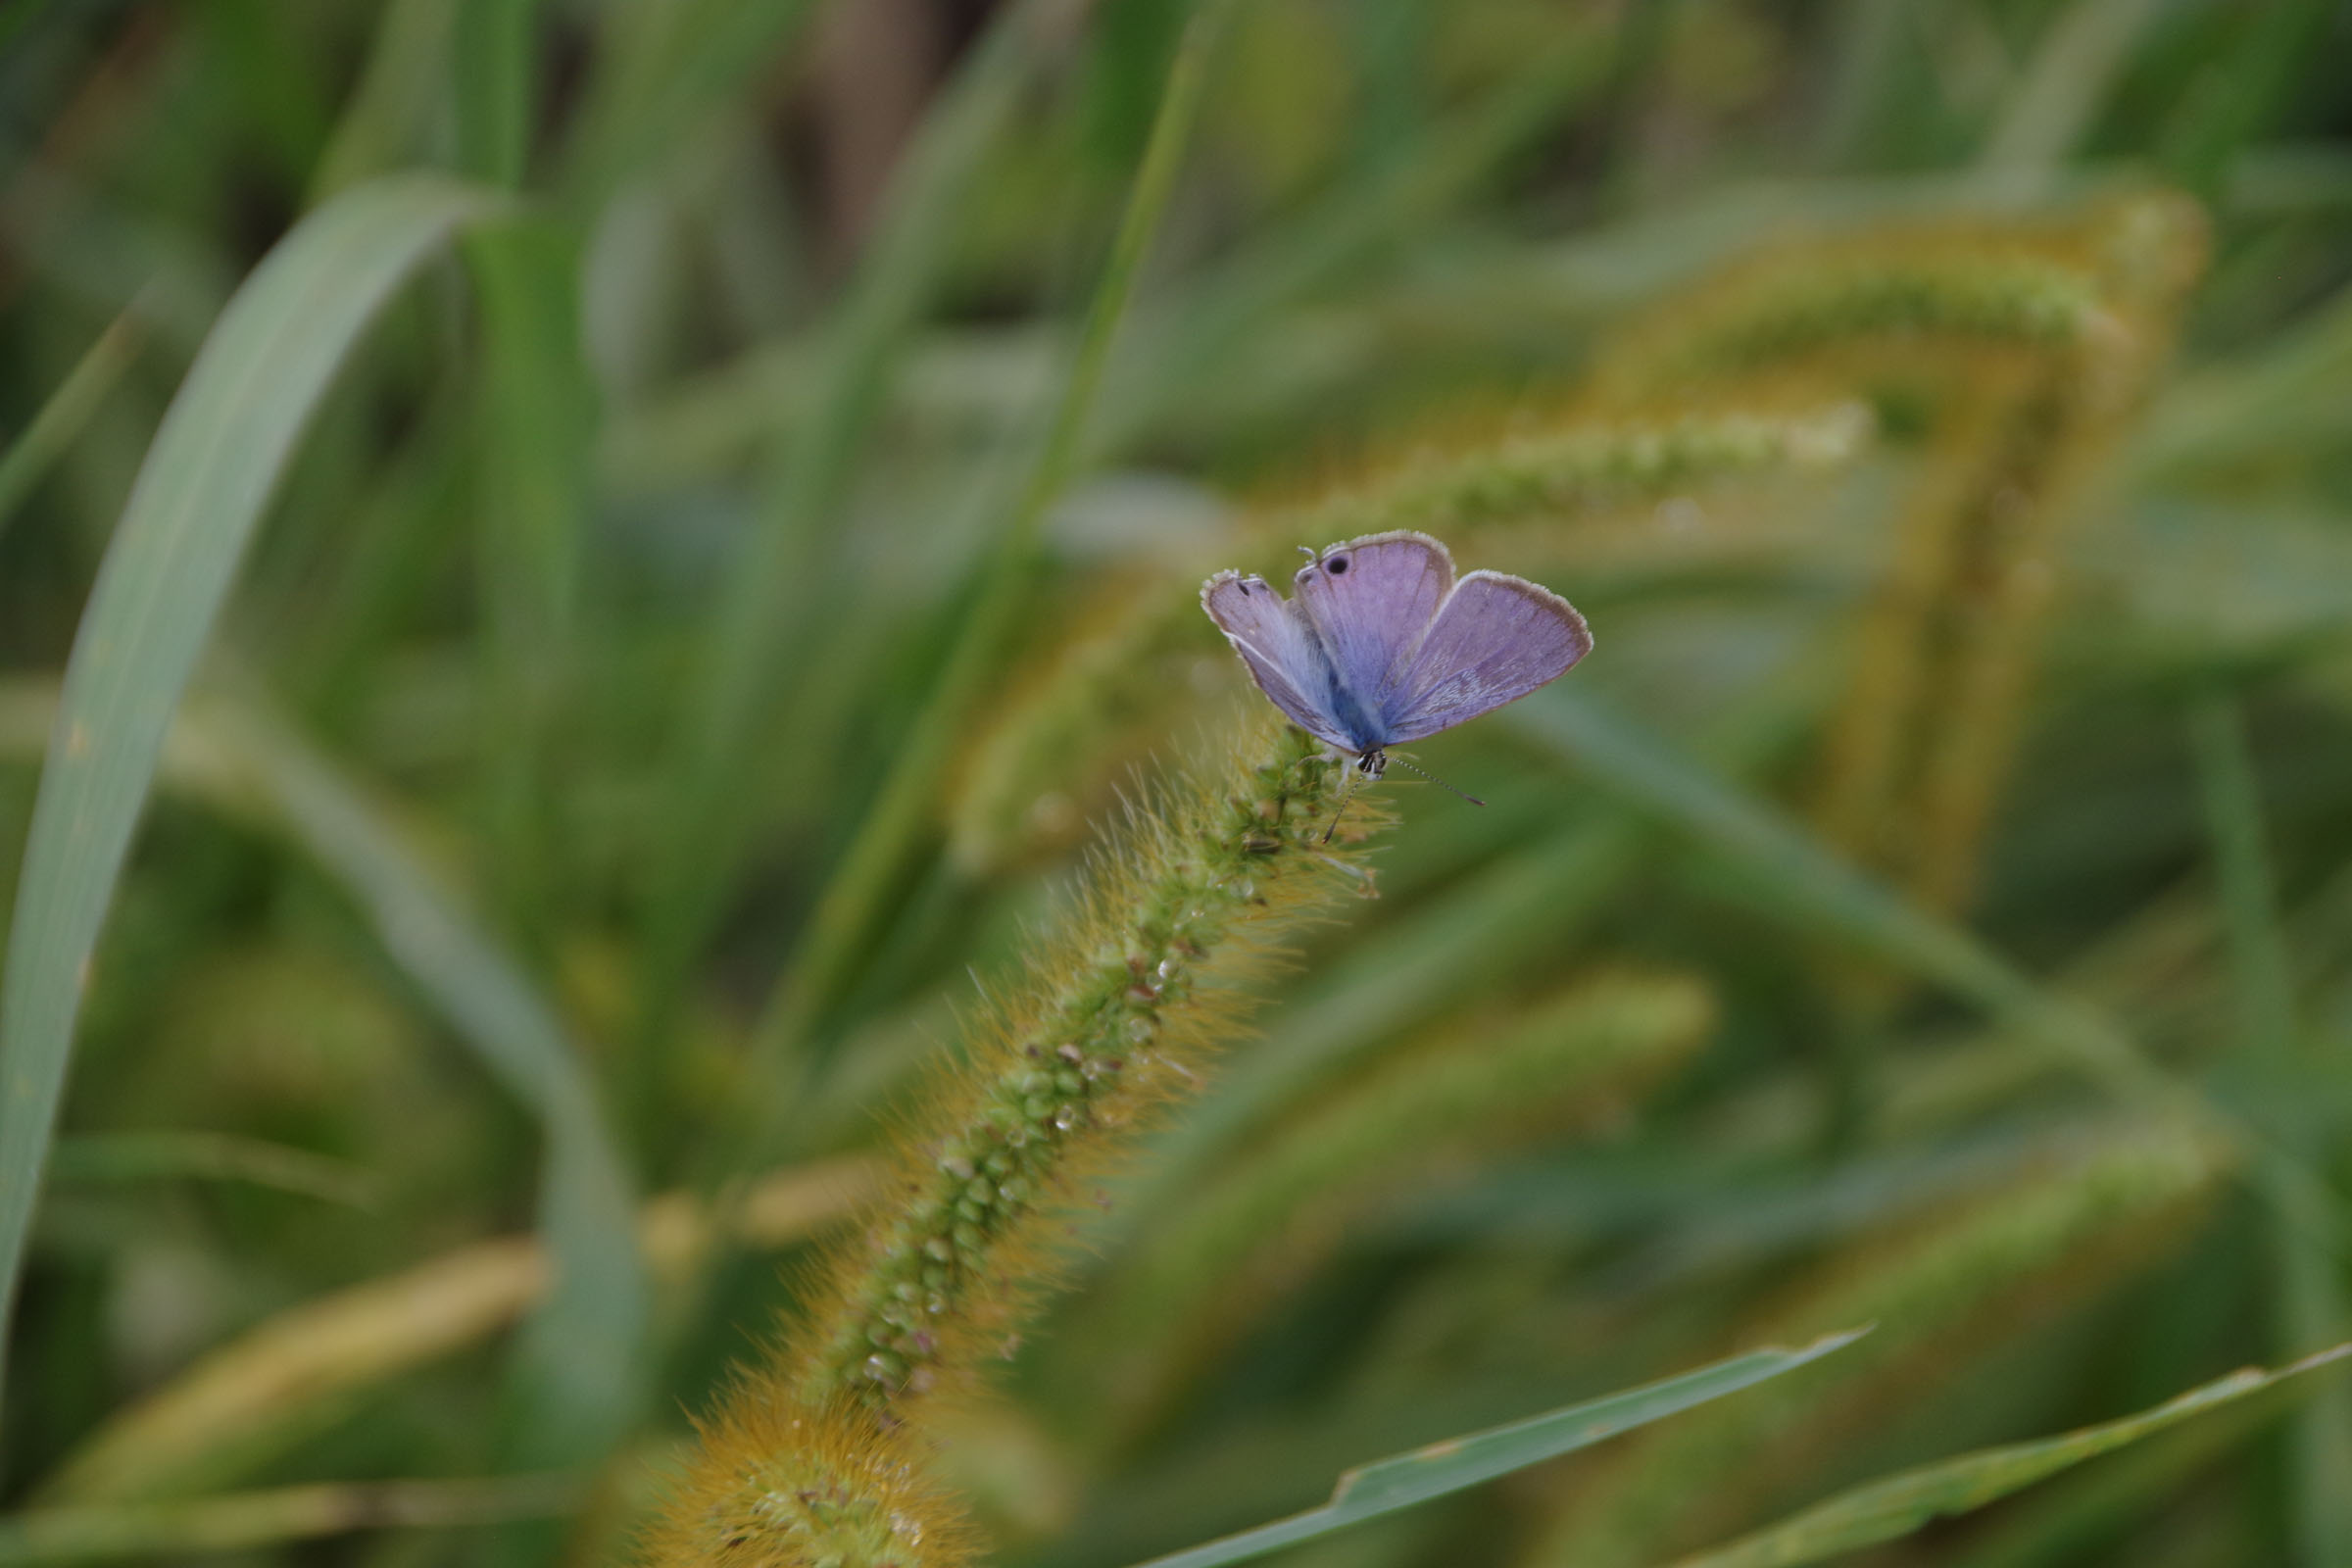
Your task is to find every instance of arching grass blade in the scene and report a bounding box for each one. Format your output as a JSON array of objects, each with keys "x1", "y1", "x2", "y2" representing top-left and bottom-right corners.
[
  {"x1": 1115, "y1": 1330, "x2": 1867, "y2": 1568},
  {"x1": 0, "y1": 172, "x2": 501, "y2": 1402},
  {"x1": 1668, "y1": 1346, "x2": 2352, "y2": 1568}
]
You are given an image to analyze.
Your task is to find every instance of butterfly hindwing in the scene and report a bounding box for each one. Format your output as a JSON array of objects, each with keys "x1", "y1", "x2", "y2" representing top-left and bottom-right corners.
[
  {"x1": 1200, "y1": 569, "x2": 1353, "y2": 751},
  {"x1": 1380, "y1": 569, "x2": 1592, "y2": 745}
]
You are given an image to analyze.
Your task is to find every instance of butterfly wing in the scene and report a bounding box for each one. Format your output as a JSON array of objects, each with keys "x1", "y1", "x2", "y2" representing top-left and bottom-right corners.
[
  {"x1": 1289, "y1": 531, "x2": 1456, "y2": 727},
  {"x1": 1378, "y1": 569, "x2": 1592, "y2": 745},
  {"x1": 1200, "y1": 569, "x2": 1353, "y2": 750}
]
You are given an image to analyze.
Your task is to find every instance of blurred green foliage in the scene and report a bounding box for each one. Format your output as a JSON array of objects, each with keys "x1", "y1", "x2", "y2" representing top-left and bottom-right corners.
[{"x1": 2, "y1": 0, "x2": 2351, "y2": 1564}]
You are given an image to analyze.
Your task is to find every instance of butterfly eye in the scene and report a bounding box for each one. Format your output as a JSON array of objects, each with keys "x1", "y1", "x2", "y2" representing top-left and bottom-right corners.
[{"x1": 1327, "y1": 556, "x2": 1349, "y2": 574}]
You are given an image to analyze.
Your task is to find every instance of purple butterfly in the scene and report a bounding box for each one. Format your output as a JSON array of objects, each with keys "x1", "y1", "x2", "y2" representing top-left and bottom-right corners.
[{"x1": 1200, "y1": 529, "x2": 1592, "y2": 785}]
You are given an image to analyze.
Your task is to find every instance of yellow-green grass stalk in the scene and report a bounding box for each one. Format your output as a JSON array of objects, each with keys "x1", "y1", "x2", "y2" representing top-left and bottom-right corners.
[
  {"x1": 0, "y1": 1475, "x2": 583, "y2": 1565},
  {"x1": 1588, "y1": 218, "x2": 2118, "y2": 404},
  {"x1": 640, "y1": 717, "x2": 1388, "y2": 1566},
  {"x1": 1576, "y1": 195, "x2": 2209, "y2": 916},
  {"x1": 1816, "y1": 198, "x2": 2207, "y2": 915},
  {"x1": 39, "y1": 1156, "x2": 873, "y2": 1507}
]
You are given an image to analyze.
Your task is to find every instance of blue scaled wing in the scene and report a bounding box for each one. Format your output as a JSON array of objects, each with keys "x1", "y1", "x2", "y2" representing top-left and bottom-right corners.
[
  {"x1": 1379, "y1": 569, "x2": 1592, "y2": 745},
  {"x1": 1289, "y1": 531, "x2": 1456, "y2": 728},
  {"x1": 1200, "y1": 568, "x2": 1353, "y2": 752}
]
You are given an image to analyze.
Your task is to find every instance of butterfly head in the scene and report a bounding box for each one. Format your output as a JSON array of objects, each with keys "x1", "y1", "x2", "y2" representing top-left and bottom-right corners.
[{"x1": 1353, "y1": 749, "x2": 1388, "y2": 781}]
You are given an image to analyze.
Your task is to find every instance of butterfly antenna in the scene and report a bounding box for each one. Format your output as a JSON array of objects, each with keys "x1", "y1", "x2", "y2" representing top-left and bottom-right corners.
[
  {"x1": 1321, "y1": 770, "x2": 1353, "y2": 844},
  {"x1": 1388, "y1": 755, "x2": 1486, "y2": 807}
]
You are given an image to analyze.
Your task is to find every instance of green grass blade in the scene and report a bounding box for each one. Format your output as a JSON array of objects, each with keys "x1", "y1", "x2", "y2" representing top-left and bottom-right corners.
[
  {"x1": 454, "y1": 0, "x2": 572, "y2": 972},
  {"x1": 466, "y1": 216, "x2": 593, "y2": 957},
  {"x1": 0, "y1": 674, "x2": 655, "y2": 1500},
  {"x1": 2189, "y1": 689, "x2": 2352, "y2": 1564},
  {"x1": 453, "y1": 0, "x2": 535, "y2": 186},
  {"x1": 1096, "y1": 18, "x2": 1615, "y2": 450},
  {"x1": 2188, "y1": 692, "x2": 2299, "y2": 1070},
  {"x1": 0, "y1": 173, "x2": 500, "y2": 1403},
  {"x1": 1504, "y1": 688, "x2": 2184, "y2": 1108},
  {"x1": 309, "y1": 0, "x2": 460, "y2": 202},
  {"x1": 1667, "y1": 1346, "x2": 2352, "y2": 1568},
  {"x1": 635, "y1": 0, "x2": 1053, "y2": 1063},
  {"x1": 0, "y1": 300, "x2": 148, "y2": 548},
  {"x1": 199, "y1": 691, "x2": 645, "y2": 1473},
  {"x1": 1508, "y1": 683, "x2": 2352, "y2": 1319},
  {"x1": 2158, "y1": 0, "x2": 2337, "y2": 199},
  {"x1": 560, "y1": 0, "x2": 819, "y2": 203},
  {"x1": 1937, "y1": 1394, "x2": 2284, "y2": 1568},
  {"x1": 1975, "y1": 0, "x2": 2164, "y2": 176},
  {"x1": 1116, "y1": 1330, "x2": 1869, "y2": 1568},
  {"x1": 730, "y1": 0, "x2": 1239, "y2": 1148}
]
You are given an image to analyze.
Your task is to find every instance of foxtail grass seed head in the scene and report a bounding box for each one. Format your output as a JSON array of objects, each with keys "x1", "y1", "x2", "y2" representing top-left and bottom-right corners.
[
  {"x1": 1285, "y1": 402, "x2": 1874, "y2": 550},
  {"x1": 642, "y1": 1400, "x2": 976, "y2": 1568},
  {"x1": 644, "y1": 716, "x2": 1392, "y2": 1564}
]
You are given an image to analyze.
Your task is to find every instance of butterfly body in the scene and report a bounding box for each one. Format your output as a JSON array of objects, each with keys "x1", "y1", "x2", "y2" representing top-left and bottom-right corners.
[{"x1": 1200, "y1": 530, "x2": 1591, "y2": 775}]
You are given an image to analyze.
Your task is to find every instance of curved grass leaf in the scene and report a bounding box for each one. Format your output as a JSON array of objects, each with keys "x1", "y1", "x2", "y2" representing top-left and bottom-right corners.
[
  {"x1": 1, "y1": 671, "x2": 644, "y2": 1486},
  {"x1": 1503, "y1": 684, "x2": 2351, "y2": 1266},
  {"x1": 0, "y1": 172, "x2": 501, "y2": 1400},
  {"x1": 1115, "y1": 1330, "x2": 1868, "y2": 1568},
  {"x1": 1504, "y1": 687, "x2": 2174, "y2": 1108},
  {"x1": 1668, "y1": 1345, "x2": 2352, "y2": 1568},
  {"x1": 1505, "y1": 691, "x2": 2352, "y2": 1278},
  {"x1": 1936, "y1": 1383, "x2": 2288, "y2": 1568}
]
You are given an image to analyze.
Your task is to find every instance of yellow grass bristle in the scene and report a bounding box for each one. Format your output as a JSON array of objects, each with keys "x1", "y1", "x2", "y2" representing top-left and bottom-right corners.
[
  {"x1": 644, "y1": 716, "x2": 1389, "y2": 1564},
  {"x1": 639, "y1": 1398, "x2": 975, "y2": 1568}
]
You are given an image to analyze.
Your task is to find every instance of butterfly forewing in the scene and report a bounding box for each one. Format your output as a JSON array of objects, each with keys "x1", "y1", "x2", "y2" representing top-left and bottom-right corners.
[
  {"x1": 1200, "y1": 570, "x2": 1354, "y2": 751},
  {"x1": 1202, "y1": 534, "x2": 1589, "y2": 759},
  {"x1": 1291, "y1": 532, "x2": 1455, "y2": 719},
  {"x1": 1380, "y1": 570, "x2": 1592, "y2": 744}
]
